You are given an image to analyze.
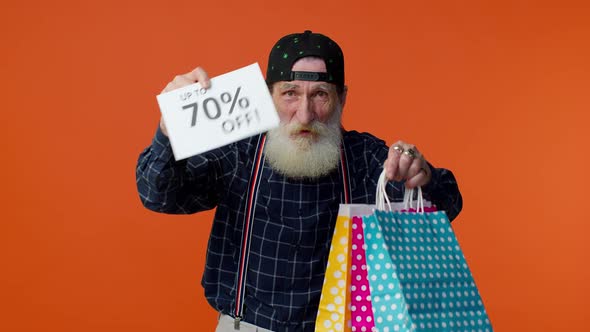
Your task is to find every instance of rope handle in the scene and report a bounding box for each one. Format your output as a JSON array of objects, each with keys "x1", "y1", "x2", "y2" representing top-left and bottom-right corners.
[{"x1": 376, "y1": 169, "x2": 424, "y2": 213}]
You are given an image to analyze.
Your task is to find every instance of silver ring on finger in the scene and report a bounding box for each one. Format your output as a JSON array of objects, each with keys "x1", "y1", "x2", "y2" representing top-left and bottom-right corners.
[
  {"x1": 392, "y1": 145, "x2": 404, "y2": 154},
  {"x1": 403, "y1": 148, "x2": 416, "y2": 158}
]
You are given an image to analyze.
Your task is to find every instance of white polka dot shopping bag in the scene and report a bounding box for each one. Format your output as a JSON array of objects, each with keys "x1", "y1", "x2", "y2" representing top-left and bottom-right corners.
[{"x1": 359, "y1": 171, "x2": 493, "y2": 331}]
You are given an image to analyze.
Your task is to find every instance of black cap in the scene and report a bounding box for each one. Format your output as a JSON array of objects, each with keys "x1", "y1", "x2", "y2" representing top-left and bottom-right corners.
[{"x1": 265, "y1": 30, "x2": 345, "y2": 88}]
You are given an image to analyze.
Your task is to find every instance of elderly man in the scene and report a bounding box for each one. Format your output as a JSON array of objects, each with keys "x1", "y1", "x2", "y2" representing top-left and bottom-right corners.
[{"x1": 136, "y1": 30, "x2": 462, "y2": 332}]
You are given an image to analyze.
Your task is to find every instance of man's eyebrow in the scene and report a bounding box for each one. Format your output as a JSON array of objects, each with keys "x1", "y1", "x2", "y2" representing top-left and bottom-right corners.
[
  {"x1": 278, "y1": 83, "x2": 300, "y2": 90},
  {"x1": 277, "y1": 82, "x2": 334, "y2": 91},
  {"x1": 313, "y1": 83, "x2": 333, "y2": 91}
]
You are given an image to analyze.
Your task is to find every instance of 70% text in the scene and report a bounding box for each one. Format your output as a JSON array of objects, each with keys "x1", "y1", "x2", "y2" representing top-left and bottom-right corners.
[{"x1": 182, "y1": 87, "x2": 252, "y2": 126}]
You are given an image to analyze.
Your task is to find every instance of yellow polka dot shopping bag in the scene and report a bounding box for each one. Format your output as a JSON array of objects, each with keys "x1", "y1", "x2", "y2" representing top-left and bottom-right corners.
[
  {"x1": 316, "y1": 205, "x2": 354, "y2": 332},
  {"x1": 359, "y1": 171, "x2": 493, "y2": 331}
]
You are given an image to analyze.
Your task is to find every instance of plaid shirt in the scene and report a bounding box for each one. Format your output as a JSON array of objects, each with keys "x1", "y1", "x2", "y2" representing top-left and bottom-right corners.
[{"x1": 136, "y1": 128, "x2": 462, "y2": 331}]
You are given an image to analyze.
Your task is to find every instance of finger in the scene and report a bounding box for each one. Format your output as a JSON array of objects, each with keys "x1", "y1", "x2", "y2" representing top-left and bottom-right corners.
[
  {"x1": 185, "y1": 67, "x2": 211, "y2": 89},
  {"x1": 386, "y1": 143, "x2": 404, "y2": 181},
  {"x1": 172, "y1": 73, "x2": 196, "y2": 87},
  {"x1": 405, "y1": 168, "x2": 428, "y2": 189},
  {"x1": 161, "y1": 67, "x2": 211, "y2": 94},
  {"x1": 397, "y1": 148, "x2": 416, "y2": 180},
  {"x1": 405, "y1": 148, "x2": 424, "y2": 179},
  {"x1": 384, "y1": 156, "x2": 400, "y2": 182},
  {"x1": 161, "y1": 78, "x2": 191, "y2": 93},
  {"x1": 161, "y1": 82, "x2": 178, "y2": 94},
  {"x1": 406, "y1": 157, "x2": 423, "y2": 180},
  {"x1": 392, "y1": 140, "x2": 406, "y2": 150}
]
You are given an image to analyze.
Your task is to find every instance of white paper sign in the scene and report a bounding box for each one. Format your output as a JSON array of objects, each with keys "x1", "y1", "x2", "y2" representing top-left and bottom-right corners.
[{"x1": 157, "y1": 63, "x2": 280, "y2": 160}]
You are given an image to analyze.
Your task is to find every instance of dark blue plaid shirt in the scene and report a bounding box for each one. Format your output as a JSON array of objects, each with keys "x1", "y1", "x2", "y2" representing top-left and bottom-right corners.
[{"x1": 136, "y1": 127, "x2": 462, "y2": 331}]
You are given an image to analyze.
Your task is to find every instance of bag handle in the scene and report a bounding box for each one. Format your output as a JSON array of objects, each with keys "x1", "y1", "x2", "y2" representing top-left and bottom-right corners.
[
  {"x1": 376, "y1": 169, "x2": 424, "y2": 213},
  {"x1": 376, "y1": 169, "x2": 391, "y2": 210}
]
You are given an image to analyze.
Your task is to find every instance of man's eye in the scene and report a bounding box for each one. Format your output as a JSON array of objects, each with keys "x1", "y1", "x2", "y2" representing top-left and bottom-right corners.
[
  {"x1": 314, "y1": 91, "x2": 328, "y2": 98},
  {"x1": 283, "y1": 91, "x2": 296, "y2": 97}
]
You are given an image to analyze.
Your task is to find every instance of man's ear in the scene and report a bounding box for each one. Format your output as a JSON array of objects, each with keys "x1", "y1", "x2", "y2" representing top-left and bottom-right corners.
[{"x1": 339, "y1": 85, "x2": 348, "y2": 108}]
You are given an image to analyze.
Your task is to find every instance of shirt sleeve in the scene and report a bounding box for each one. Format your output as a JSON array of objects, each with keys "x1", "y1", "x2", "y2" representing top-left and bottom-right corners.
[
  {"x1": 420, "y1": 163, "x2": 463, "y2": 222},
  {"x1": 135, "y1": 126, "x2": 226, "y2": 214}
]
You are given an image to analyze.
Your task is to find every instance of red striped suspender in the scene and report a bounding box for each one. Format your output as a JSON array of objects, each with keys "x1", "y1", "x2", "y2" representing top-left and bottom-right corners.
[
  {"x1": 233, "y1": 134, "x2": 266, "y2": 329},
  {"x1": 233, "y1": 136, "x2": 351, "y2": 329}
]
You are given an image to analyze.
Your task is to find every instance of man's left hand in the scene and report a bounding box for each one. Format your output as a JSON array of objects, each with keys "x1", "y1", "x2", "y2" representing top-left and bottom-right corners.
[{"x1": 384, "y1": 140, "x2": 432, "y2": 189}]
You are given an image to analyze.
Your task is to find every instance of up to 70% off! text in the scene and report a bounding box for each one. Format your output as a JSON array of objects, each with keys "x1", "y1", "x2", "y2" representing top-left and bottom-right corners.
[{"x1": 178, "y1": 86, "x2": 260, "y2": 134}]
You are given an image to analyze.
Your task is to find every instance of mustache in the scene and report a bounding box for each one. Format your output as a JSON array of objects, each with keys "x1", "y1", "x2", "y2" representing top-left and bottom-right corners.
[{"x1": 284, "y1": 121, "x2": 329, "y2": 135}]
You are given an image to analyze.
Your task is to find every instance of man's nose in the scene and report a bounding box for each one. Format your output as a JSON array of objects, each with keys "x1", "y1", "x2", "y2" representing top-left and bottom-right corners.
[{"x1": 295, "y1": 96, "x2": 315, "y2": 125}]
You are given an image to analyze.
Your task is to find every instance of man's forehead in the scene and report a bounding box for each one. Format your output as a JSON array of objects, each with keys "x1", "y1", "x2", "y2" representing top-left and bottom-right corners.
[{"x1": 276, "y1": 81, "x2": 335, "y2": 90}]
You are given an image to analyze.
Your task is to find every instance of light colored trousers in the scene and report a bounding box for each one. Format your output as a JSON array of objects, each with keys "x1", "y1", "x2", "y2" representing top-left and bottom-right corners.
[{"x1": 215, "y1": 314, "x2": 274, "y2": 332}]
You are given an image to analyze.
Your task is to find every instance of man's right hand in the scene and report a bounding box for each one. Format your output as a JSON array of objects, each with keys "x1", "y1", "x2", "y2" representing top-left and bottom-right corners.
[{"x1": 159, "y1": 67, "x2": 211, "y2": 136}]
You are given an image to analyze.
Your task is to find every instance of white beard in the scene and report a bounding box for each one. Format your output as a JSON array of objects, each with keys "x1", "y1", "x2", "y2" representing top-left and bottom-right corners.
[{"x1": 264, "y1": 108, "x2": 342, "y2": 179}]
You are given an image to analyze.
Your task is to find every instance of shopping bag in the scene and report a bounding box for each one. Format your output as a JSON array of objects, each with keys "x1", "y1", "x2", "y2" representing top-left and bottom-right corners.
[
  {"x1": 316, "y1": 203, "x2": 382, "y2": 332},
  {"x1": 349, "y1": 190, "x2": 437, "y2": 332},
  {"x1": 316, "y1": 205, "x2": 354, "y2": 332},
  {"x1": 316, "y1": 171, "x2": 440, "y2": 332},
  {"x1": 362, "y1": 171, "x2": 493, "y2": 331},
  {"x1": 351, "y1": 215, "x2": 376, "y2": 331}
]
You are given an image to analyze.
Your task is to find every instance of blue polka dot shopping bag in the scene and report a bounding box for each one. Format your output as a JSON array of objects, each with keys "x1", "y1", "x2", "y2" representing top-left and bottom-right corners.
[{"x1": 360, "y1": 171, "x2": 493, "y2": 331}]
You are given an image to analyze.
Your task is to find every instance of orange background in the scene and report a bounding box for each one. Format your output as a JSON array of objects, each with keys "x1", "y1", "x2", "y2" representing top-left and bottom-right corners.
[{"x1": 1, "y1": 0, "x2": 588, "y2": 331}]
